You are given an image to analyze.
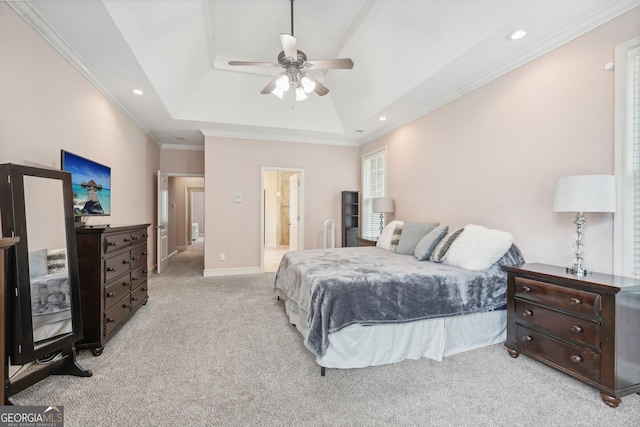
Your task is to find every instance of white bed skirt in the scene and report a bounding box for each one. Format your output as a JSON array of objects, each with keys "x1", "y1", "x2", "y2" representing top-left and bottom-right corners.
[{"x1": 317, "y1": 310, "x2": 507, "y2": 369}]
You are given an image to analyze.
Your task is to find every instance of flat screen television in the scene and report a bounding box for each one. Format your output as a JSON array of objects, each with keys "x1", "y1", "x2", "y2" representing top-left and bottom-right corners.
[{"x1": 61, "y1": 150, "x2": 111, "y2": 217}]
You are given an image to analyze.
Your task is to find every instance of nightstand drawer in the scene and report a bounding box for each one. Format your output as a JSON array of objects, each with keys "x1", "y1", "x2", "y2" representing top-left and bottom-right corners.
[
  {"x1": 515, "y1": 300, "x2": 600, "y2": 348},
  {"x1": 515, "y1": 324, "x2": 600, "y2": 382},
  {"x1": 514, "y1": 277, "x2": 600, "y2": 319}
]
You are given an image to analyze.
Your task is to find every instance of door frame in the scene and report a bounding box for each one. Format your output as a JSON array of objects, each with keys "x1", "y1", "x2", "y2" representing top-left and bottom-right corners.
[{"x1": 260, "y1": 167, "x2": 304, "y2": 272}]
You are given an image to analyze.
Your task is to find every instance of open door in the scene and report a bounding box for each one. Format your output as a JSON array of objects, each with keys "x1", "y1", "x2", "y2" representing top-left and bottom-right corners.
[
  {"x1": 289, "y1": 173, "x2": 300, "y2": 251},
  {"x1": 157, "y1": 171, "x2": 169, "y2": 273}
]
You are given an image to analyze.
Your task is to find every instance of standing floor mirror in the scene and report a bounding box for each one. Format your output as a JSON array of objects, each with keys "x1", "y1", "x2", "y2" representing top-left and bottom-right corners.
[{"x1": 0, "y1": 163, "x2": 91, "y2": 404}]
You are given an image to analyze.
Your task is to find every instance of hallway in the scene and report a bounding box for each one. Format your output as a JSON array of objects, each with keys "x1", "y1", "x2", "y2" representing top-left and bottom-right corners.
[{"x1": 158, "y1": 237, "x2": 204, "y2": 277}]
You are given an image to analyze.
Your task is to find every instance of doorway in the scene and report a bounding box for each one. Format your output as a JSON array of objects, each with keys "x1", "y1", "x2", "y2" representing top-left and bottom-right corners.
[{"x1": 261, "y1": 168, "x2": 304, "y2": 272}]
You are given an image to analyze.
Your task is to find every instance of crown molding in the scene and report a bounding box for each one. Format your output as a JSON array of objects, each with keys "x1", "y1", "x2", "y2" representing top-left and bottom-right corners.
[
  {"x1": 200, "y1": 129, "x2": 359, "y2": 147},
  {"x1": 7, "y1": 1, "x2": 163, "y2": 148},
  {"x1": 160, "y1": 144, "x2": 205, "y2": 151}
]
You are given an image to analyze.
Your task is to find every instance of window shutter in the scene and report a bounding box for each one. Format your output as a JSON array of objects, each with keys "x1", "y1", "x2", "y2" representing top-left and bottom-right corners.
[
  {"x1": 362, "y1": 149, "x2": 386, "y2": 240},
  {"x1": 633, "y1": 51, "x2": 640, "y2": 275}
]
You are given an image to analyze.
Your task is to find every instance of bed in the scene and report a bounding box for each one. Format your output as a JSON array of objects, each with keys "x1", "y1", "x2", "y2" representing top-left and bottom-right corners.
[{"x1": 274, "y1": 222, "x2": 525, "y2": 372}]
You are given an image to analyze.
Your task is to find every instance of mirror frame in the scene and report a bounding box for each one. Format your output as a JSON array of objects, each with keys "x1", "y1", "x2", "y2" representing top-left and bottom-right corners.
[{"x1": 0, "y1": 163, "x2": 83, "y2": 365}]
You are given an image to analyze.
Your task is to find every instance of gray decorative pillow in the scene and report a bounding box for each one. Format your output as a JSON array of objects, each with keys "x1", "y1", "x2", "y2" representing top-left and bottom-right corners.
[
  {"x1": 395, "y1": 222, "x2": 439, "y2": 255},
  {"x1": 429, "y1": 227, "x2": 464, "y2": 263},
  {"x1": 414, "y1": 225, "x2": 449, "y2": 261},
  {"x1": 389, "y1": 225, "x2": 403, "y2": 252},
  {"x1": 47, "y1": 249, "x2": 67, "y2": 274}
]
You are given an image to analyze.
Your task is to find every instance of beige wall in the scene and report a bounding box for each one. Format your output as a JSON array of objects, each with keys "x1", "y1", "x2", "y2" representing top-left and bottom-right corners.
[
  {"x1": 160, "y1": 148, "x2": 205, "y2": 175},
  {"x1": 204, "y1": 137, "x2": 360, "y2": 275},
  {"x1": 361, "y1": 8, "x2": 640, "y2": 275},
  {"x1": 0, "y1": 3, "x2": 160, "y2": 268}
]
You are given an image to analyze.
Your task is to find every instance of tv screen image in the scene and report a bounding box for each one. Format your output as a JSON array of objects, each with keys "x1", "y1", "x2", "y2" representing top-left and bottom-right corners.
[{"x1": 61, "y1": 150, "x2": 111, "y2": 216}]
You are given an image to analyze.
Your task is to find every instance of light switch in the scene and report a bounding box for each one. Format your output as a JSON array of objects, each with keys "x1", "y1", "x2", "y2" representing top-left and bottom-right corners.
[{"x1": 234, "y1": 194, "x2": 242, "y2": 203}]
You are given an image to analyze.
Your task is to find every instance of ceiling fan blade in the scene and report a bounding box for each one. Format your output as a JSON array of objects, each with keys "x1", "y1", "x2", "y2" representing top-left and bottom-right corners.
[
  {"x1": 304, "y1": 74, "x2": 329, "y2": 96},
  {"x1": 305, "y1": 58, "x2": 354, "y2": 70},
  {"x1": 228, "y1": 60, "x2": 280, "y2": 68},
  {"x1": 260, "y1": 73, "x2": 285, "y2": 94},
  {"x1": 280, "y1": 34, "x2": 298, "y2": 60}
]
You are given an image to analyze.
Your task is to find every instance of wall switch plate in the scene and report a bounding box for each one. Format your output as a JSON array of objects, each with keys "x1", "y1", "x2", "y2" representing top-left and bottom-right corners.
[{"x1": 219, "y1": 253, "x2": 225, "y2": 261}]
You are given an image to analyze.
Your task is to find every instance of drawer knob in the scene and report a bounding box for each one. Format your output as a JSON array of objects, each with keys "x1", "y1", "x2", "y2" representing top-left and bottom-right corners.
[
  {"x1": 106, "y1": 292, "x2": 115, "y2": 298},
  {"x1": 522, "y1": 335, "x2": 533, "y2": 342},
  {"x1": 132, "y1": 236, "x2": 140, "y2": 241},
  {"x1": 569, "y1": 297, "x2": 582, "y2": 305},
  {"x1": 141, "y1": 287, "x2": 147, "y2": 292},
  {"x1": 106, "y1": 267, "x2": 115, "y2": 272},
  {"x1": 143, "y1": 233, "x2": 149, "y2": 238},
  {"x1": 123, "y1": 238, "x2": 132, "y2": 243},
  {"x1": 131, "y1": 277, "x2": 139, "y2": 281},
  {"x1": 522, "y1": 286, "x2": 531, "y2": 293},
  {"x1": 132, "y1": 297, "x2": 138, "y2": 301},
  {"x1": 122, "y1": 282, "x2": 129, "y2": 287},
  {"x1": 522, "y1": 309, "x2": 533, "y2": 317},
  {"x1": 570, "y1": 354, "x2": 583, "y2": 363},
  {"x1": 106, "y1": 318, "x2": 115, "y2": 323},
  {"x1": 569, "y1": 325, "x2": 583, "y2": 334},
  {"x1": 123, "y1": 303, "x2": 131, "y2": 309},
  {"x1": 142, "y1": 270, "x2": 148, "y2": 274},
  {"x1": 132, "y1": 256, "x2": 139, "y2": 261},
  {"x1": 107, "y1": 241, "x2": 117, "y2": 247},
  {"x1": 142, "y1": 252, "x2": 149, "y2": 256},
  {"x1": 122, "y1": 260, "x2": 131, "y2": 265}
]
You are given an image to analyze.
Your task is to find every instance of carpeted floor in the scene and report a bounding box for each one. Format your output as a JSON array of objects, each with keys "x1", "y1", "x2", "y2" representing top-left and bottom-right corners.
[{"x1": 11, "y1": 243, "x2": 640, "y2": 426}]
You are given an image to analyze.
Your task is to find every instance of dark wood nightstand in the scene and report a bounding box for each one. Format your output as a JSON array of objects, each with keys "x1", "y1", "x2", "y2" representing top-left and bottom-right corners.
[
  {"x1": 502, "y1": 263, "x2": 640, "y2": 407},
  {"x1": 356, "y1": 237, "x2": 376, "y2": 247}
]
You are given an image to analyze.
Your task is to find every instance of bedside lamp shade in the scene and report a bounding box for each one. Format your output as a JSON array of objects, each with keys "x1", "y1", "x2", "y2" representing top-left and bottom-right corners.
[
  {"x1": 372, "y1": 197, "x2": 394, "y2": 214},
  {"x1": 552, "y1": 175, "x2": 615, "y2": 276},
  {"x1": 553, "y1": 175, "x2": 615, "y2": 213}
]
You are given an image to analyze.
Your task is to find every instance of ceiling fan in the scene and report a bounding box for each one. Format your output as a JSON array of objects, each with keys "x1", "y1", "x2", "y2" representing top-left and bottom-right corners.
[{"x1": 228, "y1": 0, "x2": 354, "y2": 101}]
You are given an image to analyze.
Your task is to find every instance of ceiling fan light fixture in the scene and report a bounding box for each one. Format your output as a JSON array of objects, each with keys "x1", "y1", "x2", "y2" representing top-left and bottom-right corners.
[
  {"x1": 295, "y1": 87, "x2": 308, "y2": 101},
  {"x1": 275, "y1": 74, "x2": 290, "y2": 92},
  {"x1": 301, "y1": 76, "x2": 316, "y2": 94},
  {"x1": 271, "y1": 87, "x2": 285, "y2": 99}
]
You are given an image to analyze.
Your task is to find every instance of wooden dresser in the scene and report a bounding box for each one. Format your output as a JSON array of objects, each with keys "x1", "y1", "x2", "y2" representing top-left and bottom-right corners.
[
  {"x1": 75, "y1": 224, "x2": 150, "y2": 355},
  {"x1": 503, "y1": 263, "x2": 640, "y2": 407}
]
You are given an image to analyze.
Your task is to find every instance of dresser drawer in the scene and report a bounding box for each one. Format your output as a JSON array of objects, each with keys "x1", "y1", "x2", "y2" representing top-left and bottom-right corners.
[
  {"x1": 130, "y1": 264, "x2": 147, "y2": 287},
  {"x1": 515, "y1": 300, "x2": 600, "y2": 348},
  {"x1": 104, "y1": 251, "x2": 132, "y2": 283},
  {"x1": 514, "y1": 277, "x2": 600, "y2": 319},
  {"x1": 104, "y1": 295, "x2": 131, "y2": 336},
  {"x1": 131, "y1": 282, "x2": 148, "y2": 311},
  {"x1": 516, "y1": 324, "x2": 600, "y2": 382},
  {"x1": 130, "y1": 245, "x2": 147, "y2": 269},
  {"x1": 104, "y1": 278, "x2": 130, "y2": 311},
  {"x1": 130, "y1": 228, "x2": 148, "y2": 245},
  {"x1": 103, "y1": 232, "x2": 133, "y2": 254}
]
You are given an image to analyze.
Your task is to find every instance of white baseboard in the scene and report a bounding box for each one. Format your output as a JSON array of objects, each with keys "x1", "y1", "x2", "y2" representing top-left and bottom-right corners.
[
  {"x1": 168, "y1": 250, "x2": 178, "y2": 258},
  {"x1": 176, "y1": 246, "x2": 187, "y2": 251},
  {"x1": 203, "y1": 267, "x2": 262, "y2": 277}
]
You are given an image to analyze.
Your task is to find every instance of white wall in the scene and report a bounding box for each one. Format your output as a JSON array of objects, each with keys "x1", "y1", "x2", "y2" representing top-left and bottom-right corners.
[{"x1": 360, "y1": 7, "x2": 640, "y2": 275}]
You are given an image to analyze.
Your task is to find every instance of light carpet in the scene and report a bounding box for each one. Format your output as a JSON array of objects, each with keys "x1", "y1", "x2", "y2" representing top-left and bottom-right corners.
[{"x1": 12, "y1": 244, "x2": 640, "y2": 426}]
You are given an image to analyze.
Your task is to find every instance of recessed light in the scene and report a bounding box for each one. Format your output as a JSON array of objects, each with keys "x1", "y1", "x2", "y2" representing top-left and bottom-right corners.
[
  {"x1": 506, "y1": 30, "x2": 527, "y2": 41},
  {"x1": 352, "y1": 130, "x2": 365, "y2": 134},
  {"x1": 132, "y1": 89, "x2": 144, "y2": 95},
  {"x1": 378, "y1": 116, "x2": 387, "y2": 121}
]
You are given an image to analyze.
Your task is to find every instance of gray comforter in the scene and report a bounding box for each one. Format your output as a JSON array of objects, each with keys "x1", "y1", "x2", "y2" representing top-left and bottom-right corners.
[{"x1": 275, "y1": 245, "x2": 524, "y2": 357}]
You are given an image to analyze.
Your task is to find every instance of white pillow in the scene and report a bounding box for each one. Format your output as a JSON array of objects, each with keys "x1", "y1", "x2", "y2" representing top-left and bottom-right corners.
[
  {"x1": 376, "y1": 220, "x2": 404, "y2": 250},
  {"x1": 443, "y1": 224, "x2": 513, "y2": 271}
]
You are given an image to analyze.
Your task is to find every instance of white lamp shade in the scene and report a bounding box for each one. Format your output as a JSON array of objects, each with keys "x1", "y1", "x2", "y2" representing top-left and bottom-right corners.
[
  {"x1": 552, "y1": 175, "x2": 616, "y2": 213},
  {"x1": 372, "y1": 196, "x2": 394, "y2": 213}
]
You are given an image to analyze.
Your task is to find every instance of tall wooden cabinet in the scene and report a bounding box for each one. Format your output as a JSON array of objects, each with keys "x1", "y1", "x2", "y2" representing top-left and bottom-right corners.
[
  {"x1": 75, "y1": 224, "x2": 150, "y2": 355},
  {"x1": 341, "y1": 191, "x2": 359, "y2": 247}
]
